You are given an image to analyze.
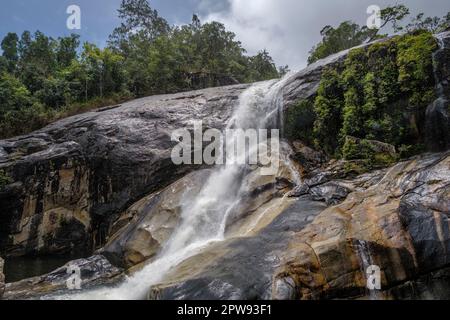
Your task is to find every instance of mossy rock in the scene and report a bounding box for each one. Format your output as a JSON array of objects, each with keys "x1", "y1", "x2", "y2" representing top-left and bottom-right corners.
[
  {"x1": 308, "y1": 31, "x2": 438, "y2": 159},
  {"x1": 342, "y1": 136, "x2": 398, "y2": 168}
]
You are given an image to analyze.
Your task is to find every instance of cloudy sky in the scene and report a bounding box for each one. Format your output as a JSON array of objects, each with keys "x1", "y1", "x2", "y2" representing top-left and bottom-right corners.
[{"x1": 1, "y1": 0, "x2": 449, "y2": 69}]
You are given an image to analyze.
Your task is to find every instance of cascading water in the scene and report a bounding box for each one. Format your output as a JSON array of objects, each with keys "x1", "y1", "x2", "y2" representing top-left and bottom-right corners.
[
  {"x1": 53, "y1": 75, "x2": 298, "y2": 300},
  {"x1": 354, "y1": 240, "x2": 383, "y2": 300},
  {"x1": 426, "y1": 32, "x2": 450, "y2": 151}
]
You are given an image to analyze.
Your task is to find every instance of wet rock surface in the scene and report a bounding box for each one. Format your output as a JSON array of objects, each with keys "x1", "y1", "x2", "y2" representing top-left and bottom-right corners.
[
  {"x1": 3, "y1": 255, "x2": 122, "y2": 300},
  {"x1": 148, "y1": 199, "x2": 327, "y2": 300},
  {"x1": 0, "y1": 257, "x2": 4, "y2": 298},
  {"x1": 0, "y1": 33, "x2": 449, "y2": 300},
  {"x1": 274, "y1": 152, "x2": 450, "y2": 300},
  {"x1": 0, "y1": 85, "x2": 248, "y2": 257},
  {"x1": 1, "y1": 32, "x2": 449, "y2": 262},
  {"x1": 100, "y1": 143, "x2": 299, "y2": 268},
  {"x1": 100, "y1": 169, "x2": 213, "y2": 268},
  {"x1": 146, "y1": 152, "x2": 450, "y2": 300},
  {"x1": 426, "y1": 32, "x2": 450, "y2": 151}
]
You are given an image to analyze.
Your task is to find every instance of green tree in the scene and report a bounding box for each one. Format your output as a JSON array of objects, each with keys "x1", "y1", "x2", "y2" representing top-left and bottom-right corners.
[
  {"x1": 109, "y1": 0, "x2": 170, "y2": 53},
  {"x1": 341, "y1": 48, "x2": 367, "y2": 138},
  {"x1": 247, "y1": 50, "x2": 279, "y2": 81},
  {"x1": 0, "y1": 73, "x2": 48, "y2": 137},
  {"x1": 407, "y1": 12, "x2": 450, "y2": 33},
  {"x1": 308, "y1": 22, "x2": 375, "y2": 64},
  {"x1": 147, "y1": 35, "x2": 182, "y2": 93},
  {"x1": 308, "y1": 4, "x2": 411, "y2": 64},
  {"x1": 56, "y1": 34, "x2": 80, "y2": 68},
  {"x1": 1, "y1": 32, "x2": 19, "y2": 73},
  {"x1": 81, "y1": 43, "x2": 127, "y2": 98},
  {"x1": 0, "y1": 73, "x2": 33, "y2": 116},
  {"x1": 17, "y1": 31, "x2": 57, "y2": 93},
  {"x1": 368, "y1": 4, "x2": 410, "y2": 41}
]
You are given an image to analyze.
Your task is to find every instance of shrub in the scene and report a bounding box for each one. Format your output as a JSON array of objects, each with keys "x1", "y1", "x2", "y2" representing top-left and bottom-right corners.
[{"x1": 307, "y1": 31, "x2": 438, "y2": 160}]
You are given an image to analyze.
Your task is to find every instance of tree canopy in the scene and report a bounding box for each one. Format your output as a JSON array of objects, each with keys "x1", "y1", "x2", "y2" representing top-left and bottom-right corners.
[
  {"x1": 0, "y1": 0, "x2": 285, "y2": 138},
  {"x1": 308, "y1": 4, "x2": 449, "y2": 64}
]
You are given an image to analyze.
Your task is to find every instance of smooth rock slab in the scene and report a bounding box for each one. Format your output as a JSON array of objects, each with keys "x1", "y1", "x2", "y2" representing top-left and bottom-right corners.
[{"x1": 3, "y1": 255, "x2": 122, "y2": 300}]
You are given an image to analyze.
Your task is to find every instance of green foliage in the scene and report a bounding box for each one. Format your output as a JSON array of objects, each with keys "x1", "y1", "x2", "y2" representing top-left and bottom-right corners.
[
  {"x1": 81, "y1": 43, "x2": 128, "y2": 98},
  {"x1": 56, "y1": 34, "x2": 80, "y2": 68},
  {"x1": 313, "y1": 68, "x2": 344, "y2": 155},
  {"x1": 247, "y1": 50, "x2": 280, "y2": 81},
  {"x1": 303, "y1": 31, "x2": 438, "y2": 161},
  {"x1": 0, "y1": 0, "x2": 284, "y2": 138},
  {"x1": 397, "y1": 31, "x2": 438, "y2": 107},
  {"x1": 284, "y1": 99, "x2": 315, "y2": 143},
  {"x1": 109, "y1": 0, "x2": 171, "y2": 52},
  {"x1": 342, "y1": 136, "x2": 397, "y2": 168},
  {"x1": 307, "y1": 22, "x2": 376, "y2": 65},
  {"x1": 1, "y1": 32, "x2": 19, "y2": 72},
  {"x1": 341, "y1": 48, "x2": 367, "y2": 139},
  {"x1": 308, "y1": 5, "x2": 448, "y2": 64},
  {"x1": 398, "y1": 143, "x2": 426, "y2": 159}
]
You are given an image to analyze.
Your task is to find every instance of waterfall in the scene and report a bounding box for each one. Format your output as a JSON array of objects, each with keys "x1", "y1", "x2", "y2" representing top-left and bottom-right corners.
[
  {"x1": 53, "y1": 75, "x2": 298, "y2": 300},
  {"x1": 354, "y1": 240, "x2": 383, "y2": 300},
  {"x1": 426, "y1": 32, "x2": 450, "y2": 151}
]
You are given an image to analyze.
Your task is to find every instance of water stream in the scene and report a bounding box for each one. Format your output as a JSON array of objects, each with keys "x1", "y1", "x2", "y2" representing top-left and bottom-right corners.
[{"x1": 54, "y1": 75, "x2": 298, "y2": 300}]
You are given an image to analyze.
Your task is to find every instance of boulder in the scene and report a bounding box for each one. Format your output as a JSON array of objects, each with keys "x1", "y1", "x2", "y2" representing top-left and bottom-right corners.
[{"x1": 290, "y1": 140, "x2": 327, "y2": 173}]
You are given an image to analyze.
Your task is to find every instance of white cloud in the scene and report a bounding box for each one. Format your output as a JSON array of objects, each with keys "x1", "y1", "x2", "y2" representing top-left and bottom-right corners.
[{"x1": 200, "y1": 0, "x2": 450, "y2": 71}]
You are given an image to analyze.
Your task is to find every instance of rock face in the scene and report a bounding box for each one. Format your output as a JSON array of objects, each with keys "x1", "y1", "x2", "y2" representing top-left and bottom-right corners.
[
  {"x1": 274, "y1": 152, "x2": 450, "y2": 300},
  {"x1": 1, "y1": 32, "x2": 449, "y2": 260},
  {"x1": 3, "y1": 255, "x2": 122, "y2": 300},
  {"x1": 0, "y1": 40, "x2": 350, "y2": 258},
  {"x1": 148, "y1": 198, "x2": 328, "y2": 300},
  {"x1": 100, "y1": 141, "x2": 299, "y2": 268},
  {"x1": 148, "y1": 152, "x2": 450, "y2": 300},
  {"x1": 0, "y1": 32, "x2": 449, "y2": 301},
  {"x1": 100, "y1": 169, "x2": 213, "y2": 268},
  {"x1": 426, "y1": 31, "x2": 450, "y2": 151},
  {"x1": 0, "y1": 257, "x2": 4, "y2": 298},
  {"x1": 0, "y1": 84, "x2": 248, "y2": 257}
]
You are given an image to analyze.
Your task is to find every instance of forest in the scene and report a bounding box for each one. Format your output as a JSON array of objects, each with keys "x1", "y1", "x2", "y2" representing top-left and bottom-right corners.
[
  {"x1": 0, "y1": 0, "x2": 287, "y2": 138},
  {"x1": 0, "y1": 1, "x2": 448, "y2": 139}
]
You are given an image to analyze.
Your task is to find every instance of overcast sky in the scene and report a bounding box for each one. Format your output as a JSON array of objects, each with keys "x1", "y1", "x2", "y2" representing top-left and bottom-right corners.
[{"x1": 1, "y1": 0, "x2": 449, "y2": 70}]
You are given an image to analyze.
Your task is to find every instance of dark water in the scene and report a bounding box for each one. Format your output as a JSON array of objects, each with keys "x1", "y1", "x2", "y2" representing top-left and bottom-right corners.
[{"x1": 4, "y1": 254, "x2": 87, "y2": 283}]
